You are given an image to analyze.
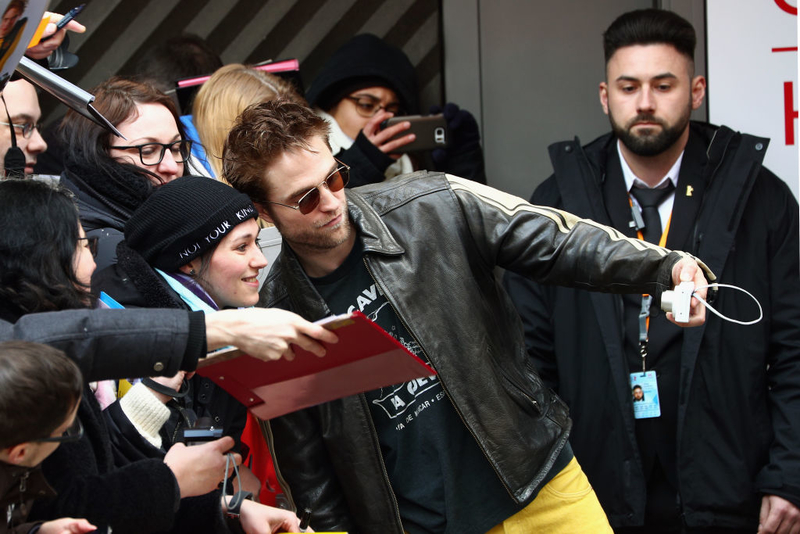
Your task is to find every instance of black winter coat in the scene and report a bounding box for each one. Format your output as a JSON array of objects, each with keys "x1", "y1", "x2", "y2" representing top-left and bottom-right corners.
[
  {"x1": 0, "y1": 303, "x2": 228, "y2": 534},
  {"x1": 504, "y1": 122, "x2": 800, "y2": 530},
  {"x1": 92, "y1": 241, "x2": 248, "y2": 455}
]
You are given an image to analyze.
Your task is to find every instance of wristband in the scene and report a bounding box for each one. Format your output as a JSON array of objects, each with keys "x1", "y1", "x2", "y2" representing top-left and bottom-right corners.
[{"x1": 225, "y1": 490, "x2": 254, "y2": 518}]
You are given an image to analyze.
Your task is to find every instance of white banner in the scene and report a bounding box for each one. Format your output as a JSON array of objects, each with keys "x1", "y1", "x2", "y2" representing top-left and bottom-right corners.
[{"x1": 707, "y1": 0, "x2": 798, "y2": 199}]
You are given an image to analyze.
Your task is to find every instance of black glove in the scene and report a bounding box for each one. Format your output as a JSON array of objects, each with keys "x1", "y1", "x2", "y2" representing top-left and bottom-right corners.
[{"x1": 429, "y1": 102, "x2": 481, "y2": 168}]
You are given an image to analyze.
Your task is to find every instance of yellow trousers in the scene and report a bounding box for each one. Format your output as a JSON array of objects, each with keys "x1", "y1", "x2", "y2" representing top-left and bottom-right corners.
[{"x1": 486, "y1": 457, "x2": 613, "y2": 534}]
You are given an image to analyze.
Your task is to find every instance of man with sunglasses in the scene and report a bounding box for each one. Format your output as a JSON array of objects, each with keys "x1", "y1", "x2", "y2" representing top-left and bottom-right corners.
[
  {"x1": 223, "y1": 99, "x2": 713, "y2": 534},
  {"x1": 0, "y1": 341, "x2": 96, "y2": 534}
]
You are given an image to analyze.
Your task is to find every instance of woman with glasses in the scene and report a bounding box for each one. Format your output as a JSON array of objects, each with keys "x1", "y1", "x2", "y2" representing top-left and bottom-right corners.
[
  {"x1": 306, "y1": 33, "x2": 417, "y2": 187},
  {"x1": 0, "y1": 179, "x2": 308, "y2": 533},
  {"x1": 59, "y1": 76, "x2": 198, "y2": 271},
  {"x1": 307, "y1": 33, "x2": 486, "y2": 187}
]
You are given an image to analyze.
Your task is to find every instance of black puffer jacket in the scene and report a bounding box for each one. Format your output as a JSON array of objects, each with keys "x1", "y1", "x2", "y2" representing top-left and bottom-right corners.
[{"x1": 258, "y1": 172, "x2": 706, "y2": 532}]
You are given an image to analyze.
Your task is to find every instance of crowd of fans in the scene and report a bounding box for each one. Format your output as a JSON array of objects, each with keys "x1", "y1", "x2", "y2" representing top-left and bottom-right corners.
[{"x1": 1, "y1": 6, "x2": 797, "y2": 534}]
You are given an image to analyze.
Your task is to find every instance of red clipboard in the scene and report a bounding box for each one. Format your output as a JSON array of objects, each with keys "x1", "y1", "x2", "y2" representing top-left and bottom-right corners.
[{"x1": 196, "y1": 311, "x2": 436, "y2": 420}]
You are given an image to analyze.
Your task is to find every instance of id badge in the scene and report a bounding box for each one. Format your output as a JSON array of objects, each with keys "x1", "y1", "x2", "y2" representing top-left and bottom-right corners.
[{"x1": 629, "y1": 371, "x2": 661, "y2": 419}]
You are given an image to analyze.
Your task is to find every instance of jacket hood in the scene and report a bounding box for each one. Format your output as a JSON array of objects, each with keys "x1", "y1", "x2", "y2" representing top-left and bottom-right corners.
[{"x1": 306, "y1": 34, "x2": 419, "y2": 114}]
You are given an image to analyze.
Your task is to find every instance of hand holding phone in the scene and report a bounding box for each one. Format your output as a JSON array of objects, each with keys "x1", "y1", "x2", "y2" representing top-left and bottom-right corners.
[
  {"x1": 360, "y1": 109, "x2": 415, "y2": 156},
  {"x1": 379, "y1": 114, "x2": 448, "y2": 153}
]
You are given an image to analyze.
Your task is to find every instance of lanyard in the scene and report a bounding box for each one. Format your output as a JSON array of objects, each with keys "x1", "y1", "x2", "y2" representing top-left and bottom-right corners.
[
  {"x1": 156, "y1": 268, "x2": 219, "y2": 313},
  {"x1": 629, "y1": 196, "x2": 672, "y2": 372}
]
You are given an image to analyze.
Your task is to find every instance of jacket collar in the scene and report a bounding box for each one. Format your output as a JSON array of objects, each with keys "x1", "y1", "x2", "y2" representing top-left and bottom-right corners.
[
  {"x1": 548, "y1": 121, "x2": 749, "y2": 254},
  {"x1": 1, "y1": 460, "x2": 55, "y2": 504},
  {"x1": 346, "y1": 190, "x2": 405, "y2": 257},
  {"x1": 262, "y1": 190, "x2": 404, "y2": 318}
]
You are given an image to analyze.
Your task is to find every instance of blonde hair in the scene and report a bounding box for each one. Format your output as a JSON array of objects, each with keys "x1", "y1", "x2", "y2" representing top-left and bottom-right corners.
[{"x1": 193, "y1": 64, "x2": 304, "y2": 179}]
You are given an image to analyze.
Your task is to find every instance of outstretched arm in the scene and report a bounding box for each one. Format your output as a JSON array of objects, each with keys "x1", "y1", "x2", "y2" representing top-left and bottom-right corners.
[{"x1": 450, "y1": 175, "x2": 713, "y2": 314}]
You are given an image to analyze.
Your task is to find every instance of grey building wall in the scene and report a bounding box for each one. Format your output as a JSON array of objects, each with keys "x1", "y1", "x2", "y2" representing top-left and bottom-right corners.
[{"x1": 442, "y1": 0, "x2": 707, "y2": 199}]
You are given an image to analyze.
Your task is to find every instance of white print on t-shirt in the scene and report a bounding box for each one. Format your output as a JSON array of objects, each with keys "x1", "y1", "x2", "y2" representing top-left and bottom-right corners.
[
  {"x1": 346, "y1": 283, "x2": 445, "y2": 432},
  {"x1": 347, "y1": 283, "x2": 384, "y2": 316},
  {"x1": 371, "y1": 374, "x2": 441, "y2": 419}
]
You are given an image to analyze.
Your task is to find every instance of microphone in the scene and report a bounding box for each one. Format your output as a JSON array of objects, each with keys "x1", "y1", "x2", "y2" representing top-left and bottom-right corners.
[
  {"x1": 4, "y1": 146, "x2": 24, "y2": 178},
  {"x1": 0, "y1": 94, "x2": 24, "y2": 178}
]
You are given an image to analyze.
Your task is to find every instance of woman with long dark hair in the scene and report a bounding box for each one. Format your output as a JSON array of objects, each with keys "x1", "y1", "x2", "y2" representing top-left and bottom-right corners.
[
  {"x1": 0, "y1": 180, "x2": 94, "y2": 319},
  {"x1": 0, "y1": 179, "x2": 306, "y2": 533}
]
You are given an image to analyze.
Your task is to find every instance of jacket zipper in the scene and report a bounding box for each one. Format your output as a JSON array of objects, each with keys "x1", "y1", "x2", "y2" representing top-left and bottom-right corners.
[
  {"x1": 7, "y1": 472, "x2": 30, "y2": 529},
  {"x1": 358, "y1": 392, "x2": 405, "y2": 531},
  {"x1": 260, "y1": 417, "x2": 296, "y2": 511},
  {"x1": 694, "y1": 129, "x2": 732, "y2": 250},
  {"x1": 362, "y1": 258, "x2": 521, "y2": 502}
]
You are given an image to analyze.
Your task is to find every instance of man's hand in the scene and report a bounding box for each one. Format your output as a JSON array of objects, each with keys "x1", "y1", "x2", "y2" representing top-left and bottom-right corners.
[
  {"x1": 667, "y1": 257, "x2": 708, "y2": 327},
  {"x1": 759, "y1": 494, "x2": 800, "y2": 534},
  {"x1": 25, "y1": 12, "x2": 86, "y2": 60},
  {"x1": 163, "y1": 436, "x2": 241, "y2": 498},
  {"x1": 237, "y1": 499, "x2": 312, "y2": 533},
  {"x1": 361, "y1": 109, "x2": 414, "y2": 157},
  {"x1": 206, "y1": 308, "x2": 338, "y2": 362},
  {"x1": 37, "y1": 517, "x2": 97, "y2": 534}
]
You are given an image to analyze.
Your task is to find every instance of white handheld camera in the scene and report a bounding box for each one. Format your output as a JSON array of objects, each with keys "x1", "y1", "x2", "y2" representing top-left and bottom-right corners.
[{"x1": 661, "y1": 281, "x2": 695, "y2": 323}]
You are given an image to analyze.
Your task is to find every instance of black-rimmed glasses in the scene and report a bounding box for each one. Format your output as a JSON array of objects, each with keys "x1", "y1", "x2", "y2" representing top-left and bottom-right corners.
[
  {"x1": 109, "y1": 139, "x2": 192, "y2": 166},
  {"x1": 343, "y1": 95, "x2": 404, "y2": 118},
  {"x1": 35, "y1": 416, "x2": 83, "y2": 444},
  {"x1": 265, "y1": 160, "x2": 350, "y2": 215},
  {"x1": 0, "y1": 121, "x2": 41, "y2": 139},
  {"x1": 78, "y1": 236, "x2": 98, "y2": 258}
]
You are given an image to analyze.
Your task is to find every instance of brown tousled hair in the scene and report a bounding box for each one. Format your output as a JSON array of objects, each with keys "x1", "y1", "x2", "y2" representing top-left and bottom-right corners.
[{"x1": 222, "y1": 99, "x2": 330, "y2": 206}]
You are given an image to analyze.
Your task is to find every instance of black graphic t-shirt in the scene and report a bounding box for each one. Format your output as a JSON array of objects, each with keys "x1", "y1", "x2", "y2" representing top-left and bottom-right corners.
[{"x1": 311, "y1": 239, "x2": 522, "y2": 534}]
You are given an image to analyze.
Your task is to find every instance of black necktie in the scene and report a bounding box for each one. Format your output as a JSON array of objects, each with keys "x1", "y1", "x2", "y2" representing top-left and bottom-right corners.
[{"x1": 630, "y1": 182, "x2": 675, "y2": 244}]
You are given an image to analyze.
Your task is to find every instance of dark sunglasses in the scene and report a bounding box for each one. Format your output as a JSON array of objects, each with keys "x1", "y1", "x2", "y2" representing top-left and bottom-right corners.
[
  {"x1": 36, "y1": 416, "x2": 84, "y2": 444},
  {"x1": 265, "y1": 159, "x2": 350, "y2": 215},
  {"x1": 78, "y1": 236, "x2": 98, "y2": 258}
]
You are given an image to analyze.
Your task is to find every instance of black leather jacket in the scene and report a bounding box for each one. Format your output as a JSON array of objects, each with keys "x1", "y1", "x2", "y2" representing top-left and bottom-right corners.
[{"x1": 259, "y1": 172, "x2": 703, "y2": 532}]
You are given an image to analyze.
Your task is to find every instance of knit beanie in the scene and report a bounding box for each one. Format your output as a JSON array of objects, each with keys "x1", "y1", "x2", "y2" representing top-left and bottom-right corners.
[
  {"x1": 125, "y1": 176, "x2": 258, "y2": 272},
  {"x1": 306, "y1": 34, "x2": 419, "y2": 115}
]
